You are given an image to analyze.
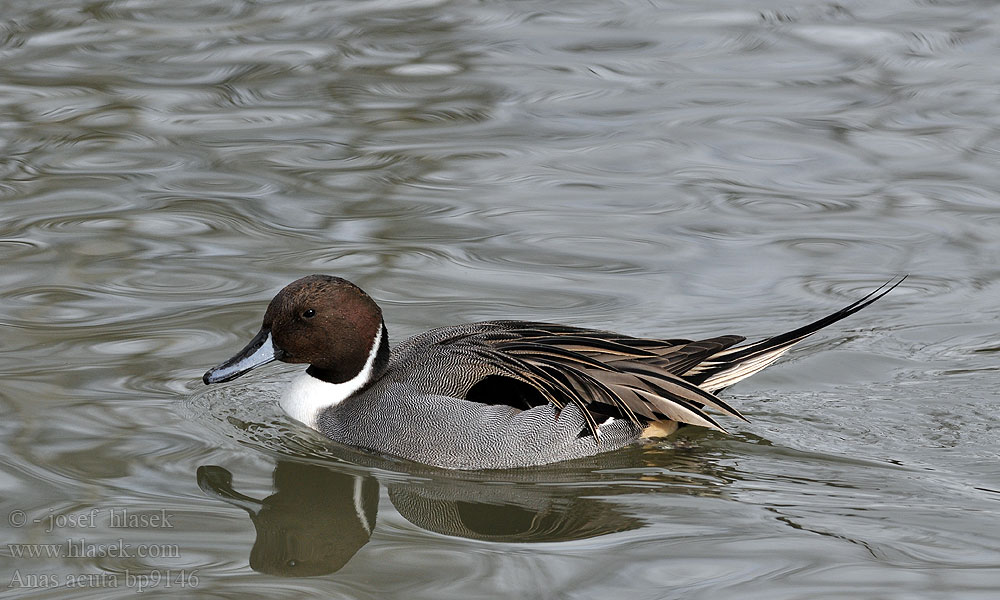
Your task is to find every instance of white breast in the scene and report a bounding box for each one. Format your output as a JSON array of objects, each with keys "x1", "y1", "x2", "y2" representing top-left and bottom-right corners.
[{"x1": 279, "y1": 326, "x2": 383, "y2": 429}]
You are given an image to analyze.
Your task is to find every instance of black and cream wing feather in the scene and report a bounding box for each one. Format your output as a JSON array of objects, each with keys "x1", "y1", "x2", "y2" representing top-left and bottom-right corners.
[{"x1": 423, "y1": 276, "x2": 904, "y2": 439}]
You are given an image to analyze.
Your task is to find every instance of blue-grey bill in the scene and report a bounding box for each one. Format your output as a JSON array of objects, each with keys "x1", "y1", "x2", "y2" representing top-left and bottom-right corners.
[{"x1": 203, "y1": 328, "x2": 278, "y2": 384}]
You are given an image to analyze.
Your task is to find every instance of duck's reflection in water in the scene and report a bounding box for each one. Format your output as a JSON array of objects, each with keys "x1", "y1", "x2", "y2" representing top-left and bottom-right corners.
[
  {"x1": 197, "y1": 462, "x2": 378, "y2": 576},
  {"x1": 386, "y1": 478, "x2": 642, "y2": 543},
  {"x1": 197, "y1": 455, "x2": 649, "y2": 576}
]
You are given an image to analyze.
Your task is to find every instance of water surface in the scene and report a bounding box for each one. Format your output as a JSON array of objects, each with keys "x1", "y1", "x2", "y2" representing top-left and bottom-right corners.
[{"x1": 2, "y1": 0, "x2": 1000, "y2": 598}]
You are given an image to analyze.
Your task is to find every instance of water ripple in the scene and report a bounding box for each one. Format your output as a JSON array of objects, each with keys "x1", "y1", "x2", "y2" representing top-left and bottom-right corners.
[{"x1": 3, "y1": 0, "x2": 1000, "y2": 597}]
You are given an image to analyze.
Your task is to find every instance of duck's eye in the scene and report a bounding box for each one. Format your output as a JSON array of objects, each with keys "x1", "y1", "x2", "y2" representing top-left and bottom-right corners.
[{"x1": 302, "y1": 308, "x2": 316, "y2": 319}]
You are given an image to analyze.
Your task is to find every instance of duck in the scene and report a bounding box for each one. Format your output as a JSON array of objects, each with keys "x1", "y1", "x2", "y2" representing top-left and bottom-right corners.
[{"x1": 203, "y1": 275, "x2": 903, "y2": 470}]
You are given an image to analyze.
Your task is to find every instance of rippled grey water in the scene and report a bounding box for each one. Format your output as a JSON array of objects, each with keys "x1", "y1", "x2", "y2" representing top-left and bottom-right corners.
[{"x1": 2, "y1": 0, "x2": 999, "y2": 597}]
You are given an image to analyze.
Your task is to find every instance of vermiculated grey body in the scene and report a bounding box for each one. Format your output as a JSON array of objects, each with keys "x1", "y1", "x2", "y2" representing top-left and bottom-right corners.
[
  {"x1": 320, "y1": 391, "x2": 641, "y2": 469},
  {"x1": 318, "y1": 321, "x2": 644, "y2": 469}
]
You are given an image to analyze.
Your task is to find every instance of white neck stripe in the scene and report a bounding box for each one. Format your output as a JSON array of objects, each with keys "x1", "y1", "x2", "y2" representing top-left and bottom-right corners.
[{"x1": 279, "y1": 325, "x2": 383, "y2": 429}]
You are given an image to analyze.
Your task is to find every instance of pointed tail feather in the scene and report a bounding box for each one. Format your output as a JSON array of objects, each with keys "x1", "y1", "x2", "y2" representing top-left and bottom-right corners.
[{"x1": 690, "y1": 276, "x2": 905, "y2": 392}]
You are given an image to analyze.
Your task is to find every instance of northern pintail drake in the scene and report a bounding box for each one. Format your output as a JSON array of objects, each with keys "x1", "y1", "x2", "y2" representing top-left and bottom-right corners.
[{"x1": 203, "y1": 275, "x2": 904, "y2": 470}]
